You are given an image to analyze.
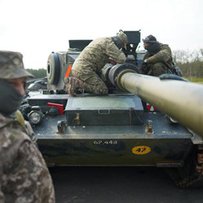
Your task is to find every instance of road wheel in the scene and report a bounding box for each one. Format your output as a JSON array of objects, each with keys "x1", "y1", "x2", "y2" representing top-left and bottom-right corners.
[{"x1": 166, "y1": 147, "x2": 203, "y2": 188}]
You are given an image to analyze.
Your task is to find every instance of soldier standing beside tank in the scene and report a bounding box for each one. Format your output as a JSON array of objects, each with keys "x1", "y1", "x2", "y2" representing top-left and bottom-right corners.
[
  {"x1": 141, "y1": 35, "x2": 177, "y2": 76},
  {"x1": 0, "y1": 51, "x2": 55, "y2": 203},
  {"x1": 66, "y1": 30, "x2": 128, "y2": 96}
]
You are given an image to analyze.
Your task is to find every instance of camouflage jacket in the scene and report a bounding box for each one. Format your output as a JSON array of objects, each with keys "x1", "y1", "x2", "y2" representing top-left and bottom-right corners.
[
  {"x1": 72, "y1": 37, "x2": 126, "y2": 73},
  {"x1": 144, "y1": 43, "x2": 174, "y2": 68},
  {"x1": 0, "y1": 113, "x2": 55, "y2": 203}
]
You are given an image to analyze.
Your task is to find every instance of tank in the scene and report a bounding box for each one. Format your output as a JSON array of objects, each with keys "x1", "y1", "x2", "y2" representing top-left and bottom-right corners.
[{"x1": 23, "y1": 31, "x2": 203, "y2": 188}]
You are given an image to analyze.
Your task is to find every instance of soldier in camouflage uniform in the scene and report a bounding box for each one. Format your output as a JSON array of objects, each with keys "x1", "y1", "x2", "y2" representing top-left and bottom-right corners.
[
  {"x1": 141, "y1": 35, "x2": 175, "y2": 76},
  {"x1": 0, "y1": 51, "x2": 55, "y2": 203},
  {"x1": 66, "y1": 30, "x2": 128, "y2": 96}
]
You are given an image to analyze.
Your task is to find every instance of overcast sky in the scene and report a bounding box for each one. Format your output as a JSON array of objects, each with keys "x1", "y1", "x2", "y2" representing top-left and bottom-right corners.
[{"x1": 0, "y1": 0, "x2": 203, "y2": 69}]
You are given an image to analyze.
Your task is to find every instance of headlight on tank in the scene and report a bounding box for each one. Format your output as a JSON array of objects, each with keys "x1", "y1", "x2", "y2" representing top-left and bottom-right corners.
[{"x1": 28, "y1": 106, "x2": 43, "y2": 125}]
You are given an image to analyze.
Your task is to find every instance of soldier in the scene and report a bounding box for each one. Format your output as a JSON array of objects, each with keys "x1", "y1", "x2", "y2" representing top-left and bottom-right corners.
[
  {"x1": 0, "y1": 51, "x2": 55, "y2": 203},
  {"x1": 141, "y1": 35, "x2": 178, "y2": 76},
  {"x1": 66, "y1": 30, "x2": 128, "y2": 96}
]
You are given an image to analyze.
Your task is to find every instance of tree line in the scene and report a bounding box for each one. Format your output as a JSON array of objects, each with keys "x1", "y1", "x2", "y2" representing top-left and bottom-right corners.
[
  {"x1": 173, "y1": 49, "x2": 203, "y2": 78},
  {"x1": 26, "y1": 49, "x2": 203, "y2": 79},
  {"x1": 26, "y1": 68, "x2": 46, "y2": 78}
]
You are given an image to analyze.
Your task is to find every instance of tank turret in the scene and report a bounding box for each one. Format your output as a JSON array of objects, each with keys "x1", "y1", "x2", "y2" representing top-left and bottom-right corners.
[{"x1": 45, "y1": 31, "x2": 144, "y2": 92}]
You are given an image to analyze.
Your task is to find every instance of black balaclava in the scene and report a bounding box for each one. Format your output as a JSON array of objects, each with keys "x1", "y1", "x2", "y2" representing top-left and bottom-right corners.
[
  {"x1": 0, "y1": 79, "x2": 23, "y2": 116},
  {"x1": 112, "y1": 36, "x2": 124, "y2": 49},
  {"x1": 146, "y1": 42, "x2": 161, "y2": 55}
]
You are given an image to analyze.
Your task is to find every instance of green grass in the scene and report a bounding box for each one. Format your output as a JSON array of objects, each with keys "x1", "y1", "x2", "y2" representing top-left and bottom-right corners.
[{"x1": 186, "y1": 77, "x2": 203, "y2": 84}]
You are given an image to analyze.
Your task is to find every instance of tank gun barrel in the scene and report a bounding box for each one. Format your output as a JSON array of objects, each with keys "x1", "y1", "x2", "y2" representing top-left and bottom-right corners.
[{"x1": 108, "y1": 64, "x2": 203, "y2": 137}]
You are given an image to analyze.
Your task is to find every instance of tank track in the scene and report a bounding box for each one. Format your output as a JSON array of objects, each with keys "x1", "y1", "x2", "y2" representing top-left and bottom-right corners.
[{"x1": 167, "y1": 145, "x2": 203, "y2": 188}]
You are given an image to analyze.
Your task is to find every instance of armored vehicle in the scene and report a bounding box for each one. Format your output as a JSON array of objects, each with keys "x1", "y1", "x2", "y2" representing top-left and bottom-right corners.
[
  {"x1": 24, "y1": 31, "x2": 203, "y2": 188},
  {"x1": 27, "y1": 77, "x2": 47, "y2": 92}
]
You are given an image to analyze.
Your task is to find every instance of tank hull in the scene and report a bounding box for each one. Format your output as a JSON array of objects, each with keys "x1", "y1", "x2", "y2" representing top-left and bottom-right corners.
[{"x1": 33, "y1": 105, "x2": 193, "y2": 167}]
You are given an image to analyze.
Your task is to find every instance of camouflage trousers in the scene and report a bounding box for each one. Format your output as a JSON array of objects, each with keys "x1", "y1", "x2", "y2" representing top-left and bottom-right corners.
[
  {"x1": 146, "y1": 62, "x2": 170, "y2": 76},
  {"x1": 66, "y1": 68, "x2": 108, "y2": 95}
]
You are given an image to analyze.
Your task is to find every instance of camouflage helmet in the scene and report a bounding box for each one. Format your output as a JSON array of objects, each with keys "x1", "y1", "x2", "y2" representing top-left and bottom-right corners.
[
  {"x1": 116, "y1": 30, "x2": 128, "y2": 48},
  {"x1": 142, "y1": 35, "x2": 157, "y2": 43},
  {"x1": 0, "y1": 51, "x2": 33, "y2": 79}
]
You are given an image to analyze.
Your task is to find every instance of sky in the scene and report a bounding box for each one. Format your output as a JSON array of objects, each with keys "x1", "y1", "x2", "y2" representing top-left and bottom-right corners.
[{"x1": 0, "y1": 0, "x2": 203, "y2": 69}]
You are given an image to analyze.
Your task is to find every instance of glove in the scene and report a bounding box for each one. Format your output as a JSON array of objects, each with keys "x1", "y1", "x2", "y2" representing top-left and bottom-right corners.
[
  {"x1": 141, "y1": 60, "x2": 149, "y2": 74},
  {"x1": 109, "y1": 58, "x2": 117, "y2": 65}
]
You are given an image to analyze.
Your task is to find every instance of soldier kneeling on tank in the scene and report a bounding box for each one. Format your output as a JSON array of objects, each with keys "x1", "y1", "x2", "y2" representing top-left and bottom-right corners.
[
  {"x1": 141, "y1": 35, "x2": 182, "y2": 76},
  {"x1": 65, "y1": 30, "x2": 128, "y2": 96}
]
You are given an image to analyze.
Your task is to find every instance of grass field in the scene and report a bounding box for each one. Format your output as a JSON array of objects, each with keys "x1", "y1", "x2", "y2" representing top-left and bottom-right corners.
[{"x1": 186, "y1": 77, "x2": 203, "y2": 84}]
